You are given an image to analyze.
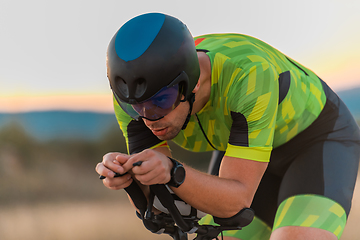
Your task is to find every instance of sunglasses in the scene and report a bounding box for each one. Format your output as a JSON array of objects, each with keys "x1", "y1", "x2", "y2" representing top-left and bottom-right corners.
[{"x1": 114, "y1": 71, "x2": 188, "y2": 121}]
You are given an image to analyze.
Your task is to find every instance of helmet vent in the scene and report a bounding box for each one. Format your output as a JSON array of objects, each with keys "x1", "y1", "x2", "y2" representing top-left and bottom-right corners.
[
  {"x1": 134, "y1": 78, "x2": 147, "y2": 98},
  {"x1": 116, "y1": 77, "x2": 129, "y2": 98}
]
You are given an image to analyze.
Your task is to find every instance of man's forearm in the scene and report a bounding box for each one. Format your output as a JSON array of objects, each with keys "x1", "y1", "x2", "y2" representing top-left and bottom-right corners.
[
  {"x1": 171, "y1": 165, "x2": 252, "y2": 218},
  {"x1": 170, "y1": 156, "x2": 267, "y2": 219}
]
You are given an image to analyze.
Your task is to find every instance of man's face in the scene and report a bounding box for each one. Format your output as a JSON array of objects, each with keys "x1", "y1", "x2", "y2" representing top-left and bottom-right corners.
[{"x1": 142, "y1": 100, "x2": 190, "y2": 140}]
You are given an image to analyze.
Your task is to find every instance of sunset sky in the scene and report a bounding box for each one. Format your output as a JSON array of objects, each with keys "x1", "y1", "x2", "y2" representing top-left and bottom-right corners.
[{"x1": 1, "y1": 0, "x2": 359, "y2": 113}]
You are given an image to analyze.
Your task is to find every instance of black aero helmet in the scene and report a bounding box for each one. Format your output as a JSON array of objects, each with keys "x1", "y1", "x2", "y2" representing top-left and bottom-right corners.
[{"x1": 107, "y1": 13, "x2": 200, "y2": 121}]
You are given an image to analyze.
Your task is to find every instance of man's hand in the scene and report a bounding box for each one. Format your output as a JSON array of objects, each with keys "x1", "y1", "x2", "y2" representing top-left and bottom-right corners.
[
  {"x1": 122, "y1": 149, "x2": 173, "y2": 186},
  {"x1": 95, "y1": 152, "x2": 133, "y2": 190}
]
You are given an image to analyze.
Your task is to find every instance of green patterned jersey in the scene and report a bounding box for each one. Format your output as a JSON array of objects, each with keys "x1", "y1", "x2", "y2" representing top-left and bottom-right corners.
[{"x1": 114, "y1": 33, "x2": 327, "y2": 162}]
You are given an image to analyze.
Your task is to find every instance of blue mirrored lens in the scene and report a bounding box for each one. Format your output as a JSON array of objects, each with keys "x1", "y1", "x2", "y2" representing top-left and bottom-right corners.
[
  {"x1": 115, "y1": 84, "x2": 182, "y2": 121},
  {"x1": 132, "y1": 85, "x2": 181, "y2": 120}
]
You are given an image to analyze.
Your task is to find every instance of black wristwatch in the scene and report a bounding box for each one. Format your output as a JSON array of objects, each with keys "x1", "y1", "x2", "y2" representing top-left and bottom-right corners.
[{"x1": 167, "y1": 157, "x2": 186, "y2": 188}]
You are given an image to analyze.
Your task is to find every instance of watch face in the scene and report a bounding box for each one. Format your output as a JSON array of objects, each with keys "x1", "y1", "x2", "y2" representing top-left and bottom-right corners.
[{"x1": 174, "y1": 166, "x2": 186, "y2": 184}]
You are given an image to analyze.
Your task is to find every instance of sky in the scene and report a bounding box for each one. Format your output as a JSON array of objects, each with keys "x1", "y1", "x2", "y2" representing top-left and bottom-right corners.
[{"x1": 1, "y1": 0, "x2": 359, "y2": 113}]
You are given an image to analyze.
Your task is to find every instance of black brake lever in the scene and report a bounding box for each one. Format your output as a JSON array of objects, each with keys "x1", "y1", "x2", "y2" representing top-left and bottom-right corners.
[{"x1": 99, "y1": 161, "x2": 143, "y2": 179}]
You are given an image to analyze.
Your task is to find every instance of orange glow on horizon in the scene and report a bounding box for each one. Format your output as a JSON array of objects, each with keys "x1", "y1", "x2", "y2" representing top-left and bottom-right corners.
[
  {"x1": 0, "y1": 94, "x2": 115, "y2": 113},
  {"x1": 1, "y1": 69, "x2": 359, "y2": 114},
  {"x1": 315, "y1": 63, "x2": 360, "y2": 91}
]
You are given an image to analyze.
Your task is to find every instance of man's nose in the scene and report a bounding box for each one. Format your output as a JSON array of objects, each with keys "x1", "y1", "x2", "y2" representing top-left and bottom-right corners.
[
  {"x1": 142, "y1": 116, "x2": 160, "y2": 128},
  {"x1": 141, "y1": 102, "x2": 157, "y2": 119}
]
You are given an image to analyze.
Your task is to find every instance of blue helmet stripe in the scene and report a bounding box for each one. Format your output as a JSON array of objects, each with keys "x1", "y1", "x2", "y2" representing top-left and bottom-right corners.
[{"x1": 114, "y1": 13, "x2": 165, "y2": 62}]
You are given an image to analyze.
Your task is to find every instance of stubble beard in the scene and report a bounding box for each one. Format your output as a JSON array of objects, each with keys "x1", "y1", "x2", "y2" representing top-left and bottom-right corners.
[
  {"x1": 145, "y1": 101, "x2": 190, "y2": 141},
  {"x1": 151, "y1": 113, "x2": 188, "y2": 141},
  {"x1": 156, "y1": 124, "x2": 183, "y2": 141}
]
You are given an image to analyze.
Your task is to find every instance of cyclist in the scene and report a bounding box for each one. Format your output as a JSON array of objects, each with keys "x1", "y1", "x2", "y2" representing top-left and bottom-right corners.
[{"x1": 96, "y1": 12, "x2": 360, "y2": 240}]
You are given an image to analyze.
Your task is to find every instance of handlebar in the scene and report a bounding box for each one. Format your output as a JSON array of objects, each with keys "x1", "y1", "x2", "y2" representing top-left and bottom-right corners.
[
  {"x1": 124, "y1": 181, "x2": 254, "y2": 240},
  {"x1": 99, "y1": 160, "x2": 254, "y2": 239}
]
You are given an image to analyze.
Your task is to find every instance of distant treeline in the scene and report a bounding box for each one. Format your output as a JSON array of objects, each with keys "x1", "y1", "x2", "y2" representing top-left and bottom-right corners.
[
  {"x1": 1, "y1": 116, "x2": 358, "y2": 206},
  {"x1": 0, "y1": 122, "x2": 211, "y2": 205}
]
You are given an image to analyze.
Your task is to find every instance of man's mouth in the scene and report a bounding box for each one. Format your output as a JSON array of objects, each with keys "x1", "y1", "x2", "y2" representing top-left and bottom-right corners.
[{"x1": 151, "y1": 127, "x2": 168, "y2": 136}]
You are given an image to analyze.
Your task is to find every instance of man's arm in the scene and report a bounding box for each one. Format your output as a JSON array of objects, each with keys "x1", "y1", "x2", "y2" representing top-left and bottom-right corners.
[
  {"x1": 175, "y1": 155, "x2": 267, "y2": 218},
  {"x1": 124, "y1": 149, "x2": 268, "y2": 219}
]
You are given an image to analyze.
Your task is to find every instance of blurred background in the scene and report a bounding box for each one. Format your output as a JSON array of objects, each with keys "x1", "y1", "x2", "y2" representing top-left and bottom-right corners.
[{"x1": 0, "y1": 0, "x2": 359, "y2": 239}]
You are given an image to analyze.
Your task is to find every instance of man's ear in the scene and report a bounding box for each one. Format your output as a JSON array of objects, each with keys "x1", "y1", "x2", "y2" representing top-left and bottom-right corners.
[{"x1": 192, "y1": 80, "x2": 200, "y2": 93}]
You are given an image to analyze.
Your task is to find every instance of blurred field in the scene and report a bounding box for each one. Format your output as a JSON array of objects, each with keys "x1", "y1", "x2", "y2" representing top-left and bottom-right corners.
[
  {"x1": 0, "y1": 122, "x2": 208, "y2": 240},
  {"x1": 0, "y1": 199, "x2": 171, "y2": 240},
  {"x1": 0, "y1": 176, "x2": 359, "y2": 240},
  {"x1": 0, "y1": 121, "x2": 359, "y2": 240}
]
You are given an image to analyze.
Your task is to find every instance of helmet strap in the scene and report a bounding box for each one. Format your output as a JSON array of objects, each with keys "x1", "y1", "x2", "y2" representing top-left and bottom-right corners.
[{"x1": 181, "y1": 93, "x2": 195, "y2": 130}]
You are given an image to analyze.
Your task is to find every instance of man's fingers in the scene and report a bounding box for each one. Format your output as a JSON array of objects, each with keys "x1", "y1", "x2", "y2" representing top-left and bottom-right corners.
[
  {"x1": 96, "y1": 162, "x2": 115, "y2": 178},
  {"x1": 97, "y1": 153, "x2": 128, "y2": 179},
  {"x1": 115, "y1": 154, "x2": 131, "y2": 165},
  {"x1": 122, "y1": 148, "x2": 158, "y2": 171},
  {"x1": 103, "y1": 154, "x2": 126, "y2": 174},
  {"x1": 133, "y1": 162, "x2": 169, "y2": 185},
  {"x1": 103, "y1": 174, "x2": 133, "y2": 190}
]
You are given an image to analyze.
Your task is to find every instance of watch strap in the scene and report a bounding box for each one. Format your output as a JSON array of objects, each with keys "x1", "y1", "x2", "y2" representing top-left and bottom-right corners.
[{"x1": 167, "y1": 157, "x2": 185, "y2": 188}]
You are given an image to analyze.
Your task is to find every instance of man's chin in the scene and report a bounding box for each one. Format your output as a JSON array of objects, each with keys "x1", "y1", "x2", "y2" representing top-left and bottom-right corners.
[{"x1": 156, "y1": 129, "x2": 181, "y2": 141}]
